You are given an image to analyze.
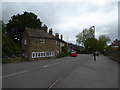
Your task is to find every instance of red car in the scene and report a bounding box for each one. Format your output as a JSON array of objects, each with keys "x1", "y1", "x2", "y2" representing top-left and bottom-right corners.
[{"x1": 69, "y1": 51, "x2": 77, "y2": 57}]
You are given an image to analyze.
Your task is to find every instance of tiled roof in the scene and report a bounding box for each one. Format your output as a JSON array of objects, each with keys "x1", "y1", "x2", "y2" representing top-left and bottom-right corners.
[
  {"x1": 111, "y1": 40, "x2": 120, "y2": 46},
  {"x1": 25, "y1": 27, "x2": 67, "y2": 44},
  {"x1": 25, "y1": 27, "x2": 56, "y2": 39}
]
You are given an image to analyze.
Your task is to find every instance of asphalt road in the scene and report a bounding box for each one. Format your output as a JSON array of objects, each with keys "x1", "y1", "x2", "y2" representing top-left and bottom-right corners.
[{"x1": 2, "y1": 54, "x2": 118, "y2": 88}]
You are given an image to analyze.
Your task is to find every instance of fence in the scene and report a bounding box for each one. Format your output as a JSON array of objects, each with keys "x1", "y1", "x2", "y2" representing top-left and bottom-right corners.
[{"x1": 105, "y1": 50, "x2": 120, "y2": 62}]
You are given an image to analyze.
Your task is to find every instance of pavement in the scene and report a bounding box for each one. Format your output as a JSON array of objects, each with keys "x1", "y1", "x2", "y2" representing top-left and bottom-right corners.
[{"x1": 2, "y1": 54, "x2": 118, "y2": 88}]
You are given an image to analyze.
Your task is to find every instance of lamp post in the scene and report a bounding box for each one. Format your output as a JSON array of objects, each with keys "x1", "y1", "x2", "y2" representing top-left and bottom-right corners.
[
  {"x1": 92, "y1": 26, "x2": 97, "y2": 61},
  {"x1": 91, "y1": 26, "x2": 95, "y2": 38}
]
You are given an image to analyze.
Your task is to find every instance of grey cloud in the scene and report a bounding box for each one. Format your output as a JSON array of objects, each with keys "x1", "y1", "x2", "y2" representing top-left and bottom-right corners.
[{"x1": 2, "y1": 2, "x2": 118, "y2": 44}]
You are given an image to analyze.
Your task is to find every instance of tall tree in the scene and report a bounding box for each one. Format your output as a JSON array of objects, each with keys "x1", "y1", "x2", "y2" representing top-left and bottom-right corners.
[
  {"x1": 84, "y1": 38, "x2": 98, "y2": 53},
  {"x1": 2, "y1": 21, "x2": 21, "y2": 56},
  {"x1": 99, "y1": 34, "x2": 110, "y2": 47},
  {"x1": 98, "y1": 34, "x2": 111, "y2": 52},
  {"x1": 99, "y1": 34, "x2": 110, "y2": 43},
  {"x1": 6, "y1": 12, "x2": 42, "y2": 42},
  {"x1": 76, "y1": 26, "x2": 95, "y2": 45}
]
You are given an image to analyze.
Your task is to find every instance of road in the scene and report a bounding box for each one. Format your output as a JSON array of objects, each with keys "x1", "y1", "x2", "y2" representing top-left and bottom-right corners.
[{"x1": 2, "y1": 54, "x2": 118, "y2": 88}]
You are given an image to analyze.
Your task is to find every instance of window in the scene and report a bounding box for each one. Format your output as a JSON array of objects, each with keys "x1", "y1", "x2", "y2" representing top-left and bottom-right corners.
[
  {"x1": 40, "y1": 39, "x2": 45, "y2": 43},
  {"x1": 51, "y1": 52, "x2": 55, "y2": 56},
  {"x1": 24, "y1": 39, "x2": 27, "y2": 45},
  {"x1": 41, "y1": 53, "x2": 43, "y2": 57},
  {"x1": 46, "y1": 52, "x2": 50, "y2": 57},
  {"x1": 32, "y1": 52, "x2": 54, "y2": 58},
  {"x1": 43, "y1": 52, "x2": 46, "y2": 57},
  {"x1": 32, "y1": 52, "x2": 36, "y2": 58},
  {"x1": 38, "y1": 53, "x2": 41, "y2": 57},
  {"x1": 40, "y1": 52, "x2": 46, "y2": 57}
]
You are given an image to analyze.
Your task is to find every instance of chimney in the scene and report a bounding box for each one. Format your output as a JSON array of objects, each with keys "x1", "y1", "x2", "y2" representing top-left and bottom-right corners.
[
  {"x1": 55, "y1": 33, "x2": 59, "y2": 39},
  {"x1": 49, "y1": 28, "x2": 53, "y2": 35},
  {"x1": 42, "y1": 24, "x2": 48, "y2": 32},
  {"x1": 61, "y1": 34, "x2": 63, "y2": 40}
]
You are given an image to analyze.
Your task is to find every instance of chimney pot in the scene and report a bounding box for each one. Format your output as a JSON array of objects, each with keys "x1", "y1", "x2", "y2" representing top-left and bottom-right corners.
[
  {"x1": 61, "y1": 35, "x2": 63, "y2": 40},
  {"x1": 55, "y1": 33, "x2": 59, "y2": 39},
  {"x1": 42, "y1": 24, "x2": 48, "y2": 32},
  {"x1": 49, "y1": 28, "x2": 53, "y2": 35}
]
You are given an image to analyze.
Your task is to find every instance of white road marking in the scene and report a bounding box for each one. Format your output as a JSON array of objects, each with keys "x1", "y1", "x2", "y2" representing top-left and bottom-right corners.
[
  {"x1": 43, "y1": 62, "x2": 60, "y2": 68},
  {"x1": 1, "y1": 62, "x2": 60, "y2": 79},
  {"x1": 48, "y1": 77, "x2": 62, "y2": 88},
  {"x1": 2, "y1": 70, "x2": 28, "y2": 79}
]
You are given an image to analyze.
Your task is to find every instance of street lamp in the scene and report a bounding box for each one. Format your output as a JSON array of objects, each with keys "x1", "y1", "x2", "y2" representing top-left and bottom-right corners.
[{"x1": 91, "y1": 26, "x2": 95, "y2": 38}]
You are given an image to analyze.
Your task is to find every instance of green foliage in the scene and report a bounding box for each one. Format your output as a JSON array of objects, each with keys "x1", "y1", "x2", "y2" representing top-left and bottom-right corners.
[
  {"x1": 57, "y1": 52, "x2": 69, "y2": 58},
  {"x1": 80, "y1": 49, "x2": 91, "y2": 54},
  {"x1": 2, "y1": 21, "x2": 21, "y2": 56},
  {"x1": 61, "y1": 46, "x2": 68, "y2": 53},
  {"x1": 76, "y1": 26, "x2": 95, "y2": 45},
  {"x1": 76, "y1": 27, "x2": 111, "y2": 53},
  {"x1": 118, "y1": 42, "x2": 120, "y2": 48},
  {"x1": 106, "y1": 45, "x2": 112, "y2": 51},
  {"x1": 2, "y1": 56, "x2": 23, "y2": 64},
  {"x1": 84, "y1": 38, "x2": 98, "y2": 52},
  {"x1": 99, "y1": 34, "x2": 110, "y2": 44},
  {"x1": 6, "y1": 11, "x2": 42, "y2": 42}
]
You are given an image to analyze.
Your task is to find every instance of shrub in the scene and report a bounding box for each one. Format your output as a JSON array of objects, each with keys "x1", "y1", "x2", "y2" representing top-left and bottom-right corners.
[{"x1": 57, "y1": 52, "x2": 69, "y2": 58}]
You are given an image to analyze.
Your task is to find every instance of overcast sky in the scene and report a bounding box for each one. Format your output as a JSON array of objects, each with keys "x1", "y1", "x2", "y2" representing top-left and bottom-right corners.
[{"x1": 1, "y1": 0, "x2": 119, "y2": 44}]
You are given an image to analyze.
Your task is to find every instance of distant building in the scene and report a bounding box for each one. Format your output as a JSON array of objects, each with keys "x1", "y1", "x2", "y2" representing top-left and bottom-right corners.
[
  {"x1": 22, "y1": 27, "x2": 67, "y2": 61},
  {"x1": 68, "y1": 43, "x2": 84, "y2": 52},
  {"x1": 111, "y1": 39, "x2": 120, "y2": 50}
]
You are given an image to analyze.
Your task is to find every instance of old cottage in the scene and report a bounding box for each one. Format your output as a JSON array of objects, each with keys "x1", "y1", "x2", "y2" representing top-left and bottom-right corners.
[{"x1": 22, "y1": 26, "x2": 67, "y2": 61}]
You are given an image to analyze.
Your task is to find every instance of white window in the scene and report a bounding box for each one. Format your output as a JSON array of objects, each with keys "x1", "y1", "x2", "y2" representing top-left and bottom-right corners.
[
  {"x1": 43, "y1": 52, "x2": 46, "y2": 57},
  {"x1": 40, "y1": 39, "x2": 45, "y2": 43},
  {"x1": 46, "y1": 52, "x2": 55, "y2": 57},
  {"x1": 38, "y1": 52, "x2": 41, "y2": 57},
  {"x1": 24, "y1": 39, "x2": 27, "y2": 45},
  {"x1": 32, "y1": 52, "x2": 36, "y2": 58},
  {"x1": 52, "y1": 52, "x2": 55, "y2": 56},
  {"x1": 51, "y1": 52, "x2": 54, "y2": 56},
  {"x1": 32, "y1": 52, "x2": 54, "y2": 58},
  {"x1": 46, "y1": 52, "x2": 50, "y2": 57},
  {"x1": 41, "y1": 52, "x2": 46, "y2": 57}
]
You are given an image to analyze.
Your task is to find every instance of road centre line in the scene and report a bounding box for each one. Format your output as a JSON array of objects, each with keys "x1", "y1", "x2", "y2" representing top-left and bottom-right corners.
[{"x1": 48, "y1": 77, "x2": 62, "y2": 88}]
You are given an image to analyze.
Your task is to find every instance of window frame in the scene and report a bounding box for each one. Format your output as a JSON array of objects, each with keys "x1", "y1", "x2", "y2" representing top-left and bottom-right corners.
[{"x1": 40, "y1": 39, "x2": 45, "y2": 43}]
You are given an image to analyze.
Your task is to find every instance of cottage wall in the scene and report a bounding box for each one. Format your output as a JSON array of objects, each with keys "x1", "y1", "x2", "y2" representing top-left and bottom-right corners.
[
  {"x1": 28, "y1": 37, "x2": 58, "y2": 61},
  {"x1": 22, "y1": 28, "x2": 68, "y2": 61},
  {"x1": 22, "y1": 30, "x2": 30, "y2": 61}
]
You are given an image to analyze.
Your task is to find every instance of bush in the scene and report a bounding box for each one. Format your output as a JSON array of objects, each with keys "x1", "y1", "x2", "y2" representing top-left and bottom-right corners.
[
  {"x1": 80, "y1": 49, "x2": 92, "y2": 54},
  {"x1": 57, "y1": 52, "x2": 69, "y2": 58},
  {"x1": 2, "y1": 54, "x2": 23, "y2": 64}
]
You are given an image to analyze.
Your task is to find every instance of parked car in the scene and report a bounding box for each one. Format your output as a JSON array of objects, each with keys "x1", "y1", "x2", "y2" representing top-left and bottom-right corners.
[{"x1": 69, "y1": 51, "x2": 77, "y2": 57}]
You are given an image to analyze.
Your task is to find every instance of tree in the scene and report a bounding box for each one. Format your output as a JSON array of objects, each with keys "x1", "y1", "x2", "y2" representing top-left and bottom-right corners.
[
  {"x1": 2, "y1": 21, "x2": 21, "y2": 56},
  {"x1": 76, "y1": 26, "x2": 95, "y2": 45},
  {"x1": 6, "y1": 12, "x2": 42, "y2": 42},
  {"x1": 84, "y1": 38, "x2": 98, "y2": 53},
  {"x1": 99, "y1": 34, "x2": 110, "y2": 43},
  {"x1": 99, "y1": 34, "x2": 110, "y2": 48}
]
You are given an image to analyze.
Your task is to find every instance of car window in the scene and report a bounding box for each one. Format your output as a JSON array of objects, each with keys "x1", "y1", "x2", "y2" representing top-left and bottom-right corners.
[{"x1": 71, "y1": 52, "x2": 76, "y2": 53}]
